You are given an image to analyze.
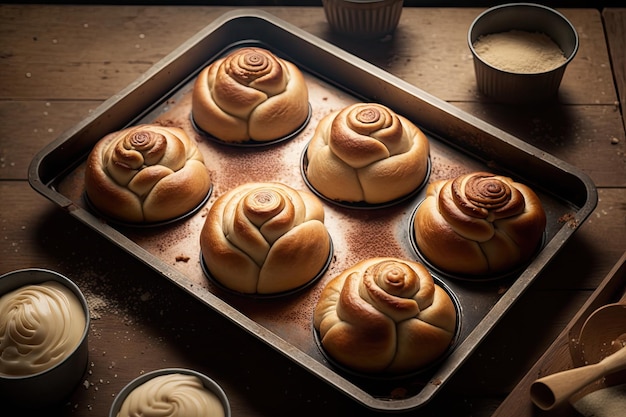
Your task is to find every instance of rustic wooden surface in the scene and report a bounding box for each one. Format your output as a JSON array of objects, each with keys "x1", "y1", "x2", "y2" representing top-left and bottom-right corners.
[
  {"x1": 493, "y1": 252, "x2": 626, "y2": 417},
  {"x1": 604, "y1": 8, "x2": 626, "y2": 129},
  {"x1": 1, "y1": 5, "x2": 625, "y2": 417}
]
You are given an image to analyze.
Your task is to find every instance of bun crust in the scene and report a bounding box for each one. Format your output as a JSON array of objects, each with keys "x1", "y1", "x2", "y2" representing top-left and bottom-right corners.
[
  {"x1": 413, "y1": 172, "x2": 546, "y2": 276},
  {"x1": 200, "y1": 182, "x2": 331, "y2": 295},
  {"x1": 84, "y1": 124, "x2": 211, "y2": 223},
  {"x1": 192, "y1": 47, "x2": 309, "y2": 143},
  {"x1": 305, "y1": 103, "x2": 429, "y2": 204},
  {"x1": 314, "y1": 257, "x2": 457, "y2": 374}
]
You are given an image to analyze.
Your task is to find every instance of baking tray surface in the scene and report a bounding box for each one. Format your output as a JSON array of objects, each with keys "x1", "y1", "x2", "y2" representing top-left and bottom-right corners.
[{"x1": 28, "y1": 10, "x2": 597, "y2": 412}]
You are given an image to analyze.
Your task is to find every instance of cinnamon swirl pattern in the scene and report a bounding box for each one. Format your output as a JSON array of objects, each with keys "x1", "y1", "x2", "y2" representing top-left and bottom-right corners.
[
  {"x1": 84, "y1": 124, "x2": 212, "y2": 223},
  {"x1": 412, "y1": 172, "x2": 546, "y2": 277},
  {"x1": 0, "y1": 281, "x2": 86, "y2": 377},
  {"x1": 192, "y1": 47, "x2": 309, "y2": 143},
  {"x1": 314, "y1": 257, "x2": 457, "y2": 375},
  {"x1": 305, "y1": 102, "x2": 430, "y2": 205},
  {"x1": 115, "y1": 373, "x2": 225, "y2": 417},
  {"x1": 200, "y1": 182, "x2": 332, "y2": 295}
]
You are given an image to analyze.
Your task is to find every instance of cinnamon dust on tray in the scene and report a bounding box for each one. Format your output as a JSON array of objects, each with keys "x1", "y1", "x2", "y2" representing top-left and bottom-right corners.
[{"x1": 473, "y1": 30, "x2": 567, "y2": 73}]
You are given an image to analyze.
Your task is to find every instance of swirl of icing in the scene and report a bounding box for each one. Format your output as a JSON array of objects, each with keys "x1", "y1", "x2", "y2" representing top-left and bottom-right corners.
[
  {"x1": 314, "y1": 257, "x2": 457, "y2": 374},
  {"x1": 413, "y1": 171, "x2": 546, "y2": 276},
  {"x1": 84, "y1": 123, "x2": 212, "y2": 223},
  {"x1": 200, "y1": 182, "x2": 331, "y2": 295},
  {"x1": 0, "y1": 281, "x2": 86, "y2": 377},
  {"x1": 116, "y1": 373, "x2": 225, "y2": 417},
  {"x1": 192, "y1": 47, "x2": 309, "y2": 143},
  {"x1": 305, "y1": 102, "x2": 430, "y2": 204}
]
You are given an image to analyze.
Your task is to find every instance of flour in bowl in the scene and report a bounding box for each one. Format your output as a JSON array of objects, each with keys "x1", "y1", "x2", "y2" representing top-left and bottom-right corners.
[{"x1": 473, "y1": 30, "x2": 567, "y2": 73}]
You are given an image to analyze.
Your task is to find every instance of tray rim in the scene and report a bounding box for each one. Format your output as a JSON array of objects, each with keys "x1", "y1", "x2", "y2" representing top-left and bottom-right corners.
[{"x1": 27, "y1": 8, "x2": 598, "y2": 412}]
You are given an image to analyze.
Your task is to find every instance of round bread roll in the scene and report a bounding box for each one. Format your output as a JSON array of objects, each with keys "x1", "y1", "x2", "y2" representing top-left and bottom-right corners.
[
  {"x1": 413, "y1": 171, "x2": 546, "y2": 276},
  {"x1": 84, "y1": 123, "x2": 212, "y2": 223},
  {"x1": 305, "y1": 102, "x2": 429, "y2": 204},
  {"x1": 192, "y1": 47, "x2": 309, "y2": 143},
  {"x1": 314, "y1": 257, "x2": 457, "y2": 374},
  {"x1": 200, "y1": 182, "x2": 331, "y2": 295}
]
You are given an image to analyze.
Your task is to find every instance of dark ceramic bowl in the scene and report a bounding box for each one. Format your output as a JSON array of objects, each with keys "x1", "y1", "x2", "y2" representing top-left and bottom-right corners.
[
  {"x1": 0, "y1": 268, "x2": 89, "y2": 409},
  {"x1": 110, "y1": 368, "x2": 231, "y2": 417}
]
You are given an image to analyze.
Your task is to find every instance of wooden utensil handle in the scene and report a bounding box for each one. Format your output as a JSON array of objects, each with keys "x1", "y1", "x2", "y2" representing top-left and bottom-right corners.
[{"x1": 530, "y1": 346, "x2": 626, "y2": 410}]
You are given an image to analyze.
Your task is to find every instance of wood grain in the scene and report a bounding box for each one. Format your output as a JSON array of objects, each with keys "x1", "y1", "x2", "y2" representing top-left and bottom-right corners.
[
  {"x1": 603, "y1": 8, "x2": 626, "y2": 129},
  {"x1": 493, "y1": 252, "x2": 626, "y2": 417}
]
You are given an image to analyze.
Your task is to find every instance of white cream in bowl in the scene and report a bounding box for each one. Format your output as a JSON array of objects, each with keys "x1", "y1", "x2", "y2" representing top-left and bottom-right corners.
[
  {"x1": 0, "y1": 280, "x2": 86, "y2": 377},
  {"x1": 114, "y1": 371, "x2": 228, "y2": 417}
]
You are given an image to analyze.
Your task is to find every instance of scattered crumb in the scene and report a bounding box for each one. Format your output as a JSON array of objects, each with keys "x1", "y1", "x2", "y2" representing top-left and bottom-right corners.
[
  {"x1": 558, "y1": 212, "x2": 578, "y2": 228},
  {"x1": 390, "y1": 387, "x2": 407, "y2": 399},
  {"x1": 175, "y1": 255, "x2": 190, "y2": 262},
  {"x1": 86, "y1": 294, "x2": 108, "y2": 320}
]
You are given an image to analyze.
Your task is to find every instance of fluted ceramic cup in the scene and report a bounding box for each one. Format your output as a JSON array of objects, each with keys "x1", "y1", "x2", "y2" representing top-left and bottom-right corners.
[
  {"x1": 110, "y1": 368, "x2": 231, "y2": 417},
  {"x1": 322, "y1": 0, "x2": 404, "y2": 39}
]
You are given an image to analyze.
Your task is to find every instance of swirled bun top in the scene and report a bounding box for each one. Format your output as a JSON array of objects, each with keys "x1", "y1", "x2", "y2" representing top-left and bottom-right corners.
[
  {"x1": 116, "y1": 373, "x2": 225, "y2": 417},
  {"x1": 192, "y1": 47, "x2": 309, "y2": 143},
  {"x1": 0, "y1": 281, "x2": 86, "y2": 377},
  {"x1": 314, "y1": 257, "x2": 457, "y2": 374},
  {"x1": 84, "y1": 123, "x2": 212, "y2": 223},
  {"x1": 305, "y1": 102, "x2": 430, "y2": 204},
  {"x1": 200, "y1": 182, "x2": 331, "y2": 295},
  {"x1": 413, "y1": 171, "x2": 546, "y2": 276}
]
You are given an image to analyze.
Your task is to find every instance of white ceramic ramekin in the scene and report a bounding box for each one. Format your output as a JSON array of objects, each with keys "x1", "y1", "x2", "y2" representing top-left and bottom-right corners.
[{"x1": 322, "y1": 0, "x2": 404, "y2": 39}]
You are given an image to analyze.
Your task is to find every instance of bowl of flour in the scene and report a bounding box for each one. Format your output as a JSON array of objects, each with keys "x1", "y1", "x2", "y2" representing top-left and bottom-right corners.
[{"x1": 468, "y1": 3, "x2": 578, "y2": 104}]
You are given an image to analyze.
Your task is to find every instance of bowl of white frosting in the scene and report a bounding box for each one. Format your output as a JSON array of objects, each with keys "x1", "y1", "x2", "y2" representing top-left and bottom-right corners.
[
  {"x1": 468, "y1": 3, "x2": 579, "y2": 104},
  {"x1": 110, "y1": 368, "x2": 231, "y2": 417},
  {"x1": 0, "y1": 268, "x2": 90, "y2": 408}
]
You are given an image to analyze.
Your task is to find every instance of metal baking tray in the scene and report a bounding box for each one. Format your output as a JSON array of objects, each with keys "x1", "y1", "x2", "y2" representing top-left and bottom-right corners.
[{"x1": 28, "y1": 9, "x2": 597, "y2": 412}]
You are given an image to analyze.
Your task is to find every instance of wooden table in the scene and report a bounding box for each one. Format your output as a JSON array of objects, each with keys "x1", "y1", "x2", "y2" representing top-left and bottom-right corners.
[{"x1": 1, "y1": 5, "x2": 625, "y2": 416}]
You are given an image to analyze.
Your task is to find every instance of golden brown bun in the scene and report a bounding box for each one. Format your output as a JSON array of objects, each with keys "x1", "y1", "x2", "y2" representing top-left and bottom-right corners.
[
  {"x1": 314, "y1": 257, "x2": 457, "y2": 374},
  {"x1": 84, "y1": 124, "x2": 211, "y2": 223},
  {"x1": 305, "y1": 102, "x2": 429, "y2": 204},
  {"x1": 413, "y1": 172, "x2": 546, "y2": 276},
  {"x1": 200, "y1": 182, "x2": 331, "y2": 295},
  {"x1": 191, "y1": 47, "x2": 309, "y2": 143}
]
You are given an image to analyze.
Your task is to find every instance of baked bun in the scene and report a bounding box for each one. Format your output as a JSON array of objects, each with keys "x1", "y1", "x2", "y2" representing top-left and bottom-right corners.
[
  {"x1": 305, "y1": 102, "x2": 429, "y2": 204},
  {"x1": 84, "y1": 123, "x2": 211, "y2": 223},
  {"x1": 314, "y1": 257, "x2": 457, "y2": 374},
  {"x1": 412, "y1": 171, "x2": 546, "y2": 276},
  {"x1": 200, "y1": 182, "x2": 331, "y2": 295},
  {"x1": 191, "y1": 47, "x2": 309, "y2": 143}
]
